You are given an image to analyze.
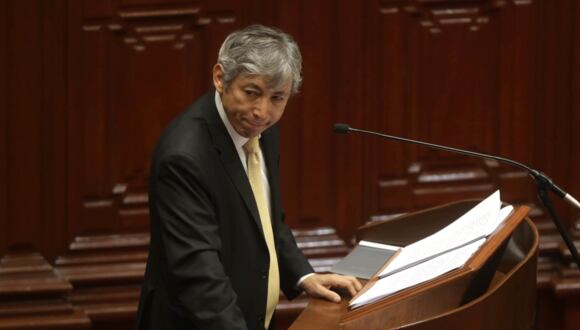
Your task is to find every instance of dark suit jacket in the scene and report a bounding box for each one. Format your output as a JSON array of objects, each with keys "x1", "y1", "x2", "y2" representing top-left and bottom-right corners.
[{"x1": 136, "y1": 91, "x2": 314, "y2": 330}]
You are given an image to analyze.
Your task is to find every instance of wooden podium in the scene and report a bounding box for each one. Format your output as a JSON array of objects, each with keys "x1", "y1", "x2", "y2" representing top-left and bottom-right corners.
[{"x1": 290, "y1": 200, "x2": 539, "y2": 330}]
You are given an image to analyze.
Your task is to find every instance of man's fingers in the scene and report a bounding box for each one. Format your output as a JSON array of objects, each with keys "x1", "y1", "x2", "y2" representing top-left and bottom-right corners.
[
  {"x1": 325, "y1": 275, "x2": 361, "y2": 297},
  {"x1": 346, "y1": 281, "x2": 358, "y2": 297},
  {"x1": 317, "y1": 285, "x2": 341, "y2": 303},
  {"x1": 351, "y1": 276, "x2": 363, "y2": 291},
  {"x1": 331, "y1": 276, "x2": 357, "y2": 297},
  {"x1": 344, "y1": 277, "x2": 360, "y2": 297},
  {"x1": 302, "y1": 274, "x2": 363, "y2": 303}
]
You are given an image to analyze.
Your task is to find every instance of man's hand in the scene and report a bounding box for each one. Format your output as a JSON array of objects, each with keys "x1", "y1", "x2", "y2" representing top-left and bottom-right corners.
[{"x1": 300, "y1": 273, "x2": 362, "y2": 303}]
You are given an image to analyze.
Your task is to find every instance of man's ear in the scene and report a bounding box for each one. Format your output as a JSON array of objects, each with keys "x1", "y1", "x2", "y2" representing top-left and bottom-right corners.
[{"x1": 212, "y1": 64, "x2": 224, "y2": 93}]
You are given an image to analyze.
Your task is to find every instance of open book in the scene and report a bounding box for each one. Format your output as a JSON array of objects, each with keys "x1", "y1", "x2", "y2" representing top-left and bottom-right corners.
[{"x1": 346, "y1": 190, "x2": 514, "y2": 309}]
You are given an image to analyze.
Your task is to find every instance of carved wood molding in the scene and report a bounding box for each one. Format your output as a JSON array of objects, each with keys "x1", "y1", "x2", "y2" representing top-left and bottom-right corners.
[
  {"x1": 81, "y1": 171, "x2": 150, "y2": 232},
  {"x1": 379, "y1": 0, "x2": 532, "y2": 33},
  {"x1": 81, "y1": 2, "x2": 236, "y2": 51}
]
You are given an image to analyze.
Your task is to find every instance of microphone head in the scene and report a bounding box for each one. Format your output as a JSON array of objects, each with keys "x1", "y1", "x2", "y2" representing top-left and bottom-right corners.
[{"x1": 333, "y1": 123, "x2": 351, "y2": 134}]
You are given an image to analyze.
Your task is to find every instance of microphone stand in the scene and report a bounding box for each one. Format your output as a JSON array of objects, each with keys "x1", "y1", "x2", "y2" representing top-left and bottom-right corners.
[{"x1": 334, "y1": 123, "x2": 580, "y2": 269}]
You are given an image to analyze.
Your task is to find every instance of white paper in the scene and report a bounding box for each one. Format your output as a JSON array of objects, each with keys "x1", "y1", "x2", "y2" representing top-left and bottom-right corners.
[
  {"x1": 483, "y1": 205, "x2": 514, "y2": 236},
  {"x1": 379, "y1": 190, "x2": 502, "y2": 277},
  {"x1": 350, "y1": 238, "x2": 486, "y2": 309}
]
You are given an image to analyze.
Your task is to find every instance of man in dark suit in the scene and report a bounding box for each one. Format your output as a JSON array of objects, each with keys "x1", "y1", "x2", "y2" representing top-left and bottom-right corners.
[{"x1": 136, "y1": 25, "x2": 361, "y2": 330}]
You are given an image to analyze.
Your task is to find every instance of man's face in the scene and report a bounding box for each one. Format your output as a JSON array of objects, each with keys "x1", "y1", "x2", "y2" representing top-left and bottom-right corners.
[{"x1": 213, "y1": 64, "x2": 292, "y2": 138}]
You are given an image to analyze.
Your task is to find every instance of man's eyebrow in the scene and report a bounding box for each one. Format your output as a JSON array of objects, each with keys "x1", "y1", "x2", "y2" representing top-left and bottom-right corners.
[{"x1": 242, "y1": 82, "x2": 262, "y2": 90}]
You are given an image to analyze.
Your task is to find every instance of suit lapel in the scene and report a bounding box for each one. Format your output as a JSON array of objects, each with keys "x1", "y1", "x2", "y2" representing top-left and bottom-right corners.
[
  {"x1": 199, "y1": 95, "x2": 264, "y2": 233},
  {"x1": 260, "y1": 126, "x2": 281, "y2": 228}
]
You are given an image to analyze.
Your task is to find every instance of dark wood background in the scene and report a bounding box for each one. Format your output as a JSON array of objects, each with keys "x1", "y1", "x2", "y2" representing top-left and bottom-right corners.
[{"x1": 1, "y1": 0, "x2": 580, "y2": 329}]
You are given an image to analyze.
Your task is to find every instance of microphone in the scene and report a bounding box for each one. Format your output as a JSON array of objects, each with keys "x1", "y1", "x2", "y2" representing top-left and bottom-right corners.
[
  {"x1": 334, "y1": 122, "x2": 580, "y2": 267},
  {"x1": 333, "y1": 123, "x2": 579, "y2": 209},
  {"x1": 333, "y1": 123, "x2": 351, "y2": 134}
]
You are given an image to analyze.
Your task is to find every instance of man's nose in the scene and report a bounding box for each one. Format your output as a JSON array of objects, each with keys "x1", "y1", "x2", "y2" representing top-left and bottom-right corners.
[{"x1": 252, "y1": 97, "x2": 270, "y2": 119}]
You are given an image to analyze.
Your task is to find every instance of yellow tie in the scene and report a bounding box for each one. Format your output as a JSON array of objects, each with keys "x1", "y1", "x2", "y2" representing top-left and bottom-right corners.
[{"x1": 243, "y1": 137, "x2": 279, "y2": 329}]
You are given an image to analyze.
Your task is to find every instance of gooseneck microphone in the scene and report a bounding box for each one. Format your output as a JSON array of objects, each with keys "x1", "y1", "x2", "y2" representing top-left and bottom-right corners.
[
  {"x1": 334, "y1": 123, "x2": 580, "y2": 268},
  {"x1": 334, "y1": 123, "x2": 579, "y2": 208}
]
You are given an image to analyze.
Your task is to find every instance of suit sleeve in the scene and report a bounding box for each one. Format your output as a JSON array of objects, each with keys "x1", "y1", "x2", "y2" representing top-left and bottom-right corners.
[
  {"x1": 152, "y1": 154, "x2": 248, "y2": 330},
  {"x1": 276, "y1": 215, "x2": 315, "y2": 300}
]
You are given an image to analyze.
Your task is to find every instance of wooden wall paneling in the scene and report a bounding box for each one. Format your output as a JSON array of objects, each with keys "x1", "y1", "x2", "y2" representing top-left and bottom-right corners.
[
  {"x1": 235, "y1": 0, "x2": 276, "y2": 27},
  {"x1": 414, "y1": 24, "x2": 499, "y2": 158},
  {"x1": 557, "y1": 3, "x2": 580, "y2": 329},
  {"x1": 277, "y1": 0, "x2": 305, "y2": 229},
  {"x1": 404, "y1": 16, "x2": 421, "y2": 167},
  {"x1": 66, "y1": 0, "x2": 238, "y2": 240},
  {"x1": 274, "y1": 0, "x2": 343, "y2": 231},
  {"x1": 372, "y1": 2, "x2": 507, "y2": 218},
  {"x1": 377, "y1": 1, "x2": 510, "y2": 164},
  {"x1": 181, "y1": 20, "x2": 210, "y2": 100},
  {"x1": 66, "y1": 0, "x2": 83, "y2": 245},
  {"x1": 361, "y1": 0, "x2": 379, "y2": 220},
  {"x1": 334, "y1": 0, "x2": 366, "y2": 239},
  {"x1": 376, "y1": 3, "x2": 417, "y2": 177},
  {"x1": 489, "y1": 2, "x2": 538, "y2": 208},
  {"x1": 573, "y1": 0, "x2": 580, "y2": 212},
  {"x1": 6, "y1": 0, "x2": 45, "y2": 252},
  {"x1": 200, "y1": 0, "x2": 240, "y2": 82},
  {"x1": 533, "y1": 0, "x2": 574, "y2": 220},
  {"x1": 497, "y1": 3, "x2": 537, "y2": 166},
  {"x1": 269, "y1": 0, "x2": 369, "y2": 236},
  {"x1": 567, "y1": 0, "x2": 580, "y2": 244},
  {"x1": 41, "y1": 0, "x2": 68, "y2": 260},
  {"x1": 68, "y1": 0, "x2": 117, "y2": 237},
  {"x1": 0, "y1": 2, "x2": 82, "y2": 327},
  {"x1": 362, "y1": 0, "x2": 383, "y2": 221},
  {"x1": 524, "y1": 3, "x2": 580, "y2": 330},
  {"x1": 374, "y1": 1, "x2": 411, "y2": 179},
  {"x1": 296, "y1": 0, "x2": 336, "y2": 228},
  {"x1": 373, "y1": 3, "x2": 417, "y2": 216},
  {"x1": 0, "y1": 0, "x2": 8, "y2": 254}
]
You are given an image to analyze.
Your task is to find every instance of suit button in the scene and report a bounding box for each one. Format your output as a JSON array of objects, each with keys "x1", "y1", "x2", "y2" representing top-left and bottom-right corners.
[
  {"x1": 261, "y1": 271, "x2": 267, "y2": 280},
  {"x1": 258, "y1": 315, "x2": 264, "y2": 323}
]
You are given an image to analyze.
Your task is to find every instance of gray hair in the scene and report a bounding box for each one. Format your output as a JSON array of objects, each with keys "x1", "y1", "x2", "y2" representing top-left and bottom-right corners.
[{"x1": 217, "y1": 25, "x2": 302, "y2": 95}]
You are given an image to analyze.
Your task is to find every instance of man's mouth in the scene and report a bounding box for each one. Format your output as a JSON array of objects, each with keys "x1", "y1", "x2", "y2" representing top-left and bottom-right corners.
[{"x1": 244, "y1": 119, "x2": 267, "y2": 129}]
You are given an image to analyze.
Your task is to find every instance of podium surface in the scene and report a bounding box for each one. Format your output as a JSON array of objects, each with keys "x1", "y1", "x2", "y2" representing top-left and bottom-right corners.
[{"x1": 290, "y1": 200, "x2": 539, "y2": 330}]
